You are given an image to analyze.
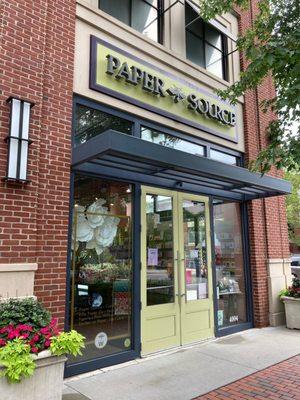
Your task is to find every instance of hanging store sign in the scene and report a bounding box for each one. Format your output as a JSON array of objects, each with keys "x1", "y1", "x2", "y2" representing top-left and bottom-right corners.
[{"x1": 90, "y1": 36, "x2": 238, "y2": 142}]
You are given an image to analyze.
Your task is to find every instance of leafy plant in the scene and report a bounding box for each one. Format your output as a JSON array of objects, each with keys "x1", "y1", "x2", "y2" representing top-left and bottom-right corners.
[
  {"x1": 0, "y1": 298, "x2": 51, "y2": 329},
  {"x1": 200, "y1": 0, "x2": 300, "y2": 173},
  {"x1": 0, "y1": 299, "x2": 59, "y2": 354},
  {"x1": 0, "y1": 339, "x2": 35, "y2": 383},
  {"x1": 0, "y1": 298, "x2": 85, "y2": 383},
  {"x1": 279, "y1": 288, "x2": 289, "y2": 298},
  {"x1": 285, "y1": 170, "x2": 300, "y2": 247},
  {"x1": 280, "y1": 277, "x2": 300, "y2": 298},
  {"x1": 50, "y1": 330, "x2": 85, "y2": 357}
]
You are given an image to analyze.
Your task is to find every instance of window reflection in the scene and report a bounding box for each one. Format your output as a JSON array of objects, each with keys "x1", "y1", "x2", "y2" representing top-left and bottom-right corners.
[
  {"x1": 185, "y1": 1, "x2": 227, "y2": 80},
  {"x1": 132, "y1": 0, "x2": 158, "y2": 41},
  {"x1": 146, "y1": 194, "x2": 174, "y2": 306},
  {"x1": 183, "y1": 200, "x2": 208, "y2": 301},
  {"x1": 141, "y1": 127, "x2": 205, "y2": 157},
  {"x1": 99, "y1": 0, "x2": 160, "y2": 42},
  {"x1": 75, "y1": 105, "x2": 132, "y2": 146},
  {"x1": 213, "y1": 201, "x2": 247, "y2": 328},
  {"x1": 210, "y1": 149, "x2": 237, "y2": 165},
  {"x1": 68, "y1": 176, "x2": 133, "y2": 364}
]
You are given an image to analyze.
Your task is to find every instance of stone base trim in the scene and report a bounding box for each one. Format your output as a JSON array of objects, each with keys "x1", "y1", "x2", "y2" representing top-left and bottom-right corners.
[
  {"x1": 0, "y1": 263, "x2": 38, "y2": 299},
  {"x1": 267, "y1": 258, "x2": 292, "y2": 327},
  {"x1": 0, "y1": 263, "x2": 38, "y2": 272}
]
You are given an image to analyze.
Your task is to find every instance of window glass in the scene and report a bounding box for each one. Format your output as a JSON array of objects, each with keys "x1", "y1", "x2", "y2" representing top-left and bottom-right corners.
[
  {"x1": 99, "y1": 0, "x2": 130, "y2": 25},
  {"x1": 146, "y1": 194, "x2": 175, "y2": 306},
  {"x1": 185, "y1": 2, "x2": 227, "y2": 80},
  {"x1": 185, "y1": 2, "x2": 204, "y2": 37},
  {"x1": 183, "y1": 200, "x2": 208, "y2": 301},
  {"x1": 99, "y1": 0, "x2": 160, "y2": 43},
  {"x1": 132, "y1": 0, "x2": 158, "y2": 42},
  {"x1": 186, "y1": 31, "x2": 205, "y2": 68},
  {"x1": 68, "y1": 175, "x2": 133, "y2": 364},
  {"x1": 205, "y1": 44, "x2": 223, "y2": 79},
  {"x1": 205, "y1": 24, "x2": 222, "y2": 50},
  {"x1": 213, "y1": 201, "x2": 247, "y2": 328},
  {"x1": 141, "y1": 127, "x2": 205, "y2": 157},
  {"x1": 210, "y1": 149, "x2": 237, "y2": 165},
  {"x1": 75, "y1": 104, "x2": 132, "y2": 146}
]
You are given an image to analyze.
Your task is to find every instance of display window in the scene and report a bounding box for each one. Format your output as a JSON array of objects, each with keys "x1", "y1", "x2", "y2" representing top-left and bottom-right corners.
[
  {"x1": 68, "y1": 175, "x2": 133, "y2": 366},
  {"x1": 213, "y1": 200, "x2": 248, "y2": 329}
]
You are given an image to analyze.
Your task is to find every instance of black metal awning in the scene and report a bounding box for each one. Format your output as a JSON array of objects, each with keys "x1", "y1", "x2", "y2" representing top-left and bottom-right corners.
[{"x1": 72, "y1": 130, "x2": 291, "y2": 201}]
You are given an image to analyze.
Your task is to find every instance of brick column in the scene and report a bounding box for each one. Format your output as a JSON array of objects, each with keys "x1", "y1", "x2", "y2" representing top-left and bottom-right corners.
[
  {"x1": 238, "y1": 1, "x2": 291, "y2": 327},
  {"x1": 0, "y1": 0, "x2": 76, "y2": 326}
]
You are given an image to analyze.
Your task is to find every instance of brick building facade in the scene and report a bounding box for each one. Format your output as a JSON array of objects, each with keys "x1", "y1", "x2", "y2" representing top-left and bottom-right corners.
[{"x1": 0, "y1": 0, "x2": 291, "y2": 376}]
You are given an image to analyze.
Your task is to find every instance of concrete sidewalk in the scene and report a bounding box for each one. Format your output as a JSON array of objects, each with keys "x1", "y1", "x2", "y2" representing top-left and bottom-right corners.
[{"x1": 63, "y1": 326, "x2": 300, "y2": 400}]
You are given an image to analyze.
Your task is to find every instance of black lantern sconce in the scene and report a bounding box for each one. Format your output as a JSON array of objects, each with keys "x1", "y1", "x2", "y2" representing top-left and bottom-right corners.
[{"x1": 4, "y1": 97, "x2": 34, "y2": 183}]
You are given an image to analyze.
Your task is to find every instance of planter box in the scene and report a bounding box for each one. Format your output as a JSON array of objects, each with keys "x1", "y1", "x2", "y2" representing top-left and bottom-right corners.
[
  {"x1": 0, "y1": 350, "x2": 67, "y2": 400},
  {"x1": 282, "y1": 296, "x2": 300, "y2": 329}
]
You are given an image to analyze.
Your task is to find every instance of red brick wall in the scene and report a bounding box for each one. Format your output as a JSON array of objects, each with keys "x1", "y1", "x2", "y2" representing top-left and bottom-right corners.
[
  {"x1": 0, "y1": 0, "x2": 75, "y2": 325},
  {"x1": 0, "y1": 0, "x2": 290, "y2": 332},
  {"x1": 238, "y1": 1, "x2": 290, "y2": 327}
]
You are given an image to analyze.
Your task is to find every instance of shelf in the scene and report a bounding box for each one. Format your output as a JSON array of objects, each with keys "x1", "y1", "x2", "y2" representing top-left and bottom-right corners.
[{"x1": 219, "y1": 291, "x2": 242, "y2": 295}]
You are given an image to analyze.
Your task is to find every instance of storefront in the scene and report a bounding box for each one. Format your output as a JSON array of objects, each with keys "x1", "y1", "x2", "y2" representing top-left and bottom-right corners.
[
  {"x1": 59, "y1": 1, "x2": 292, "y2": 375},
  {"x1": 65, "y1": 86, "x2": 289, "y2": 375},
  {"x1": 0, "y1": 0, "x2": 291, "y2": 380}
]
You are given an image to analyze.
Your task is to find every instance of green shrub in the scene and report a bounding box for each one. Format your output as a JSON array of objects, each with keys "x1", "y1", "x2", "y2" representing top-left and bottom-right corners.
[{"x1": 0, "y1": 298, "x2": 51, "y2": 329}]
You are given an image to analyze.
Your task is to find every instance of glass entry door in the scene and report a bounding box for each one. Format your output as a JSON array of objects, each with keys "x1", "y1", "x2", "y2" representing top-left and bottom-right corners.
[
  {"x1": 178, "y1": 193, "x2": 214, "y2": 345},
  {"x1": 141, "y1": 187, "x2": 181, "y2": 354},
  {"x1": 141, "y1": 187, "x2": 214, "y2": 355}
]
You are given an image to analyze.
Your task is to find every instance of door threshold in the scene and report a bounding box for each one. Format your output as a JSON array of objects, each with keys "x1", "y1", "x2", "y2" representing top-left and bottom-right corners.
[{"x1": 140, "y1": 336, "x2": 216, "y2": 361}]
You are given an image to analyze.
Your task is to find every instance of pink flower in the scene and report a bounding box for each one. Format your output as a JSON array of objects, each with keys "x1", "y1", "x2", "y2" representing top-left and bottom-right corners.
[
  {"x1": 0, "y1": 338, "x2": 6, "y2": 346},
  {"x1": 7, "y1": 329, "x2": 20, "y2": 340},
  {"x1": 29, "y1": 334, "x2": 40, "y2": 345},
  {"x1": 31, "y1": 346, "x2": 38, "y2": 353},
  {"x1": 40, "y1": 327, "x2": 49, "y2": 335},
  {"x1": 44, "y1": 340, "x2": 51, "y2": 348},
  {"x1": 0, "y1": 325, "x2": 13, "y2": 334},
  {"x1": 49, "y1": 318, "x2": 58, "y2": 328},
  {"x1": 17, "y1": 324, "x2": 33, "y2": 332},
  {"x1": 20, "y1": 333, "x2": 30, "y2": 339}
]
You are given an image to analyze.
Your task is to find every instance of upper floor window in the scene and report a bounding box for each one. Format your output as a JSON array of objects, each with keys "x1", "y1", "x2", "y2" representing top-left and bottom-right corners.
[
  {"x1": 185, "y1": 1, "x2": 228, "y2": 80},
  {"x1": 99, "y1": 0, "x2": 163, "y2": 43}
]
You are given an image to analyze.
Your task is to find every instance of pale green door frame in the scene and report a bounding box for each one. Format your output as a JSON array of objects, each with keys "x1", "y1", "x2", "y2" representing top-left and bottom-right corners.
[{"x1": 141, "y1": 186, "x2": 214, "y2": 355}]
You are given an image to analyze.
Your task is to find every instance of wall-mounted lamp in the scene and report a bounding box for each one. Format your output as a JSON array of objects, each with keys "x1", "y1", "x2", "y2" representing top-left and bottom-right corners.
[{"x1": 3, "y1": 97, "x2": 34, "y2": 183}]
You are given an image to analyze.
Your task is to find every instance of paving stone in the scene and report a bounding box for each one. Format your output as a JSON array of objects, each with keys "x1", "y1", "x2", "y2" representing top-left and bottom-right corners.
[{"x1": 195, "y1": 354, "x2": 300, "y2": 400}]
